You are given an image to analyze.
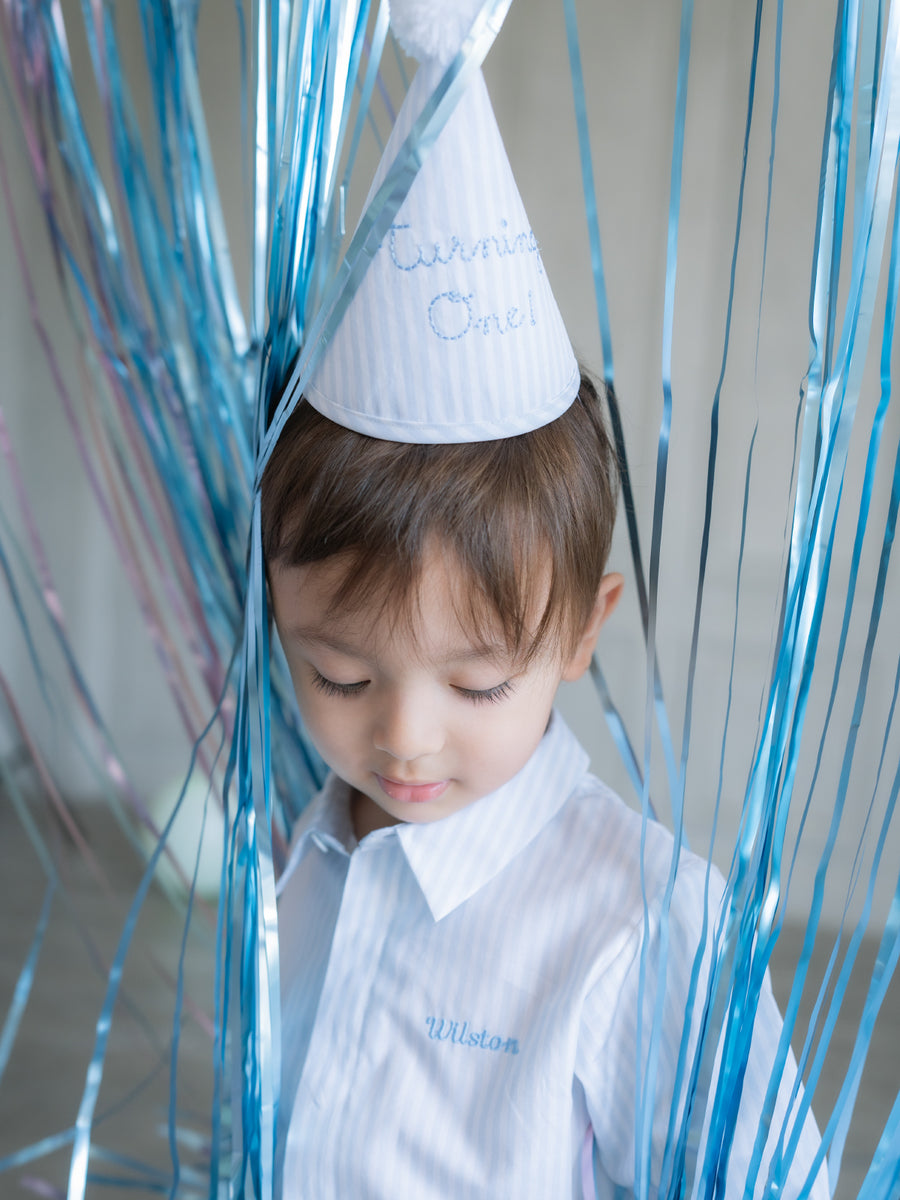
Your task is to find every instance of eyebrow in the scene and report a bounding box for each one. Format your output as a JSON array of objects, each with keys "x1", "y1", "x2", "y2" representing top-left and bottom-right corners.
[
  {"x1": 284, "y1": 628, "x2": 364, "y2": 657},
  {"x1": 439, "y1": 644, "x2": 510, "y2": 667},
  {"x1": 285, "y1": 626, "x2": 510, "y2": 667}
]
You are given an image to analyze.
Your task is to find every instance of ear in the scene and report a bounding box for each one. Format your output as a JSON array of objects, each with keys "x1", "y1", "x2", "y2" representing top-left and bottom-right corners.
[{"x1": 561, "y1": 573, "x2": 624, "y2": 682}]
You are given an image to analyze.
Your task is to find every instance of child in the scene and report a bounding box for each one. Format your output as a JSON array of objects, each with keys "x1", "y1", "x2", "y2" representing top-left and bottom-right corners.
[
  {"x1": 263, "y1": 380, "x2": 827, "y2": 1198},
  {"x1": 261, "y1": 6, "x2": 829, "y2": 1194}
]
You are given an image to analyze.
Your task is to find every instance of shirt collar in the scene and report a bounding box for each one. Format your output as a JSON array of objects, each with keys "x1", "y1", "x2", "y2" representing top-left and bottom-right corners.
[
  {"x1": 279, "y1": 710, "x2": 589, "y2": 921},
  {"x1": 397, "y1": 709, "x2": 589, "y2": 921},
  {"x1": 277, "y1": 772, "x2": 357, "y2": 894}
]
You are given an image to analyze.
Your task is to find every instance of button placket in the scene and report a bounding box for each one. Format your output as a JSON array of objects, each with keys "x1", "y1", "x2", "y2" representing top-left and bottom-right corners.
[{"x1": 295, "y1": 837, "x2": 404, "y2": 1124}]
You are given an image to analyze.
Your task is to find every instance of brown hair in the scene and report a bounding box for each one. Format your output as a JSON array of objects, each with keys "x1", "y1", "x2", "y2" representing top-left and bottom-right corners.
[{"x1": 261, "y1": 373, "x2": 619, "y2": 660}]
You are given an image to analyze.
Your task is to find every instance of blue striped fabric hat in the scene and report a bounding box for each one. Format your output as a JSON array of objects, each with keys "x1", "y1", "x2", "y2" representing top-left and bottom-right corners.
[{"x1": 306, "y1": 9, "x2": 579, "y2": 444}]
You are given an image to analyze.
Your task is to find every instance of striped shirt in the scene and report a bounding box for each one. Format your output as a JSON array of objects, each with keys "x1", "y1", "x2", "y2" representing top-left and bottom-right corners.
[{"x1": 276, "y1": 711, "x2": 827, "y2": 1198}]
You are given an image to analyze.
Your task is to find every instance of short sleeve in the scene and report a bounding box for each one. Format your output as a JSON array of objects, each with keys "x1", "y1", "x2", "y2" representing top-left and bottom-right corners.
[{"x1": 575, "y1": 856, "x2": 830, "y2": 1199}]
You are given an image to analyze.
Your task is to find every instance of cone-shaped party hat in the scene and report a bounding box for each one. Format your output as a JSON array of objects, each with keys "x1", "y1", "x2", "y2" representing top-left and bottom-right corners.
[{"x1": 306, "y1": 0, "x2": 579, "y2": 443}]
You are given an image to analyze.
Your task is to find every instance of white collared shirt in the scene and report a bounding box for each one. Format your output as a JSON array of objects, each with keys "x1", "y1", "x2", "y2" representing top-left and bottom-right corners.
[{"x1": 276, "y1": 712, "x2": 827, "y2": 1198}]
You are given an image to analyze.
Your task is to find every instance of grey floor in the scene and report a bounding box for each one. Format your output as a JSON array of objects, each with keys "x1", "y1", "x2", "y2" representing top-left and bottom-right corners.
[{"x1": 1, "y1": 800, "x2": 897, "y2": 1199}]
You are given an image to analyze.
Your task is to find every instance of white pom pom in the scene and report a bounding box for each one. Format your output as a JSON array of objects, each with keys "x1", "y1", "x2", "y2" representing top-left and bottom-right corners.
[{"x1": 390, "y1": 0, "x2": 488, "y2": 65}]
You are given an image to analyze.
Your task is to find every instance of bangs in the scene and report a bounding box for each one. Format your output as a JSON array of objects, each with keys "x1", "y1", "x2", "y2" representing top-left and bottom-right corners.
[{"x1": 317, "y1": 529, "x2": 561, "y2": 668}]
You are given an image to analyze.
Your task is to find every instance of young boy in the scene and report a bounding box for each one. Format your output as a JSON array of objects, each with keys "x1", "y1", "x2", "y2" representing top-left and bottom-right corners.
[
  {"x1": 258, "y1": 5, "x2": 828, "y2": 1191},
  {"x1": 263, "y1": 376, "x2": 828, "y2": 1198}
]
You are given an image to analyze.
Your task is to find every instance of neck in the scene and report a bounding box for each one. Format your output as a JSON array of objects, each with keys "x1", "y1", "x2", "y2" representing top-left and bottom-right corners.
[{"x1": 351, "y1": 788, "x2": 403, "y2": 840}]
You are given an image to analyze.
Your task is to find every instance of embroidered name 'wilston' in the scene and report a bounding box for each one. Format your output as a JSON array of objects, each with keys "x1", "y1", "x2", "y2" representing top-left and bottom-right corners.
[{"x1": 425, "y1": 1017, "x2": 519, "y2": 1054}]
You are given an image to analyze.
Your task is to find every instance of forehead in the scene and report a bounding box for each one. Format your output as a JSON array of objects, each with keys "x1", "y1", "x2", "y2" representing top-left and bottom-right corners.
[{"x1": 269, "y1": 547, "x2": 514, "y2": 664}]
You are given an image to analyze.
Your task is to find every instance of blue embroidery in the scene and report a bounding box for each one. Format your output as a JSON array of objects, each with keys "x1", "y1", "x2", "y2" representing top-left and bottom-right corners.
[
  {"x1": 389, "y1": 220, "x2": 543, "y2": 274},
  {"x1": 425, "y1": 1016, "x2": 519, "y2": 1055},
  {"x1": 429, "y1": 290, "x2": 537, "y2": 342}
]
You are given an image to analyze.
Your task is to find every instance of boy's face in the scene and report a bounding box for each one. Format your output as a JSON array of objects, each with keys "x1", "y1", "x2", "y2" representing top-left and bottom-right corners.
[{"x1": 270, "y1": 543, "x2": 620, "y2": 835}]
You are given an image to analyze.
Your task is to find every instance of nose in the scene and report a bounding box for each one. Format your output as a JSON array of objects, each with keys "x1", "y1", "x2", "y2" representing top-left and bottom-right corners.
[{"x1": 373, "y1": 688, "x2": 443, "y2": 763}]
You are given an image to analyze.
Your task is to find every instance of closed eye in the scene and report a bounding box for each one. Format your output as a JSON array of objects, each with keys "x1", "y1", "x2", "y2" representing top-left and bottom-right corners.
[
  {"x1": 311, "y1": 669, "x2": 369, "y2": 698},
  {"x1": 454, "y1": 680, "x2": 514, "y2": 705}
]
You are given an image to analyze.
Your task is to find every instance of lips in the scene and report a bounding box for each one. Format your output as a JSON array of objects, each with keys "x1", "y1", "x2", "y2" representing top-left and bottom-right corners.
[{"x1": 375, "y1": 775, "x2": 450, "y2": 804}]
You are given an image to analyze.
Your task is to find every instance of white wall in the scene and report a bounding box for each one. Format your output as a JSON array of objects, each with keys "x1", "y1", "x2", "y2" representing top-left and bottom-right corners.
[{"x1": 2, "y1": 0, "x2": 898, "y2": 925}]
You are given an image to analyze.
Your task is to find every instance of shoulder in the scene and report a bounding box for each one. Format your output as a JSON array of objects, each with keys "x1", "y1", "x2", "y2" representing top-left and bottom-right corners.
[
  {"x1": 534, "y1": 773, "x2": 726, "y2": 1023},
  {"x1": 552, "y1": 772, "x2": 723, "y2": 923}
]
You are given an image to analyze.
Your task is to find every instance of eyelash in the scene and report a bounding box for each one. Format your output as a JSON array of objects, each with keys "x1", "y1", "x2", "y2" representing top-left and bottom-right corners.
[
  {"x1": 311, "y1": 670, "x2": 368, "y2": 698},
  {"x1": 310, "y1": 671, "x2": 513, "y2": 705},
  {"x1": 454, "y1": 681, "x2": 514, "y2": 705}
]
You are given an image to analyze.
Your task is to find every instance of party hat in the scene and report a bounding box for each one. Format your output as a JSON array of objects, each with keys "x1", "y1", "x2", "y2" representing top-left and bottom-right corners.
[{"x1": 305, "y1": 0, "x2": 579, "y2": 443}]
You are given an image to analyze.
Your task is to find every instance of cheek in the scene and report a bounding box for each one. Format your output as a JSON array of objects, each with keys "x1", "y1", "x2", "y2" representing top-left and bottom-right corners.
[
  {"x1": 297, "y1": 691, "x2": 339, "y2": 739},
  {"x1": 464, "y1": 702, "x2": 545, "y2": 771},
  {"x1": 295, "y1": 702, "x2": 363, "y2": 780},
  {"x1": 288, "y1": 678, "x2": 344, "y2": 750}
]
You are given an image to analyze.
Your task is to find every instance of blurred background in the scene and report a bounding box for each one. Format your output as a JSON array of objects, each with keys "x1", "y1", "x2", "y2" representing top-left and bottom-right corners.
[{"x1": 1, "y1": 1, "x2": 898, "y2": 1196}]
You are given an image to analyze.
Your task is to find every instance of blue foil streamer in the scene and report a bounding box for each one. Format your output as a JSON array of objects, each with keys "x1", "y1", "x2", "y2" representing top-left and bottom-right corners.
[
  {"x1": 634, "y1": 0, "x2": 696, "y2": 1191},
  {"x1": 761, "y1": 155, "x2": 900, "y2": 1198},
  {"x1": 709, "y1": 7, "x2": 900, "y2": 1191},
  {"x1": 0, "y1": 878, "x2": 55, "y2": 1089},
  {"x1": 563, "y1": 0, "x2": 674, "y2": 826},
  {"x1": 66, "y1": 734, "x2": 223, "y2": 1200}
]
